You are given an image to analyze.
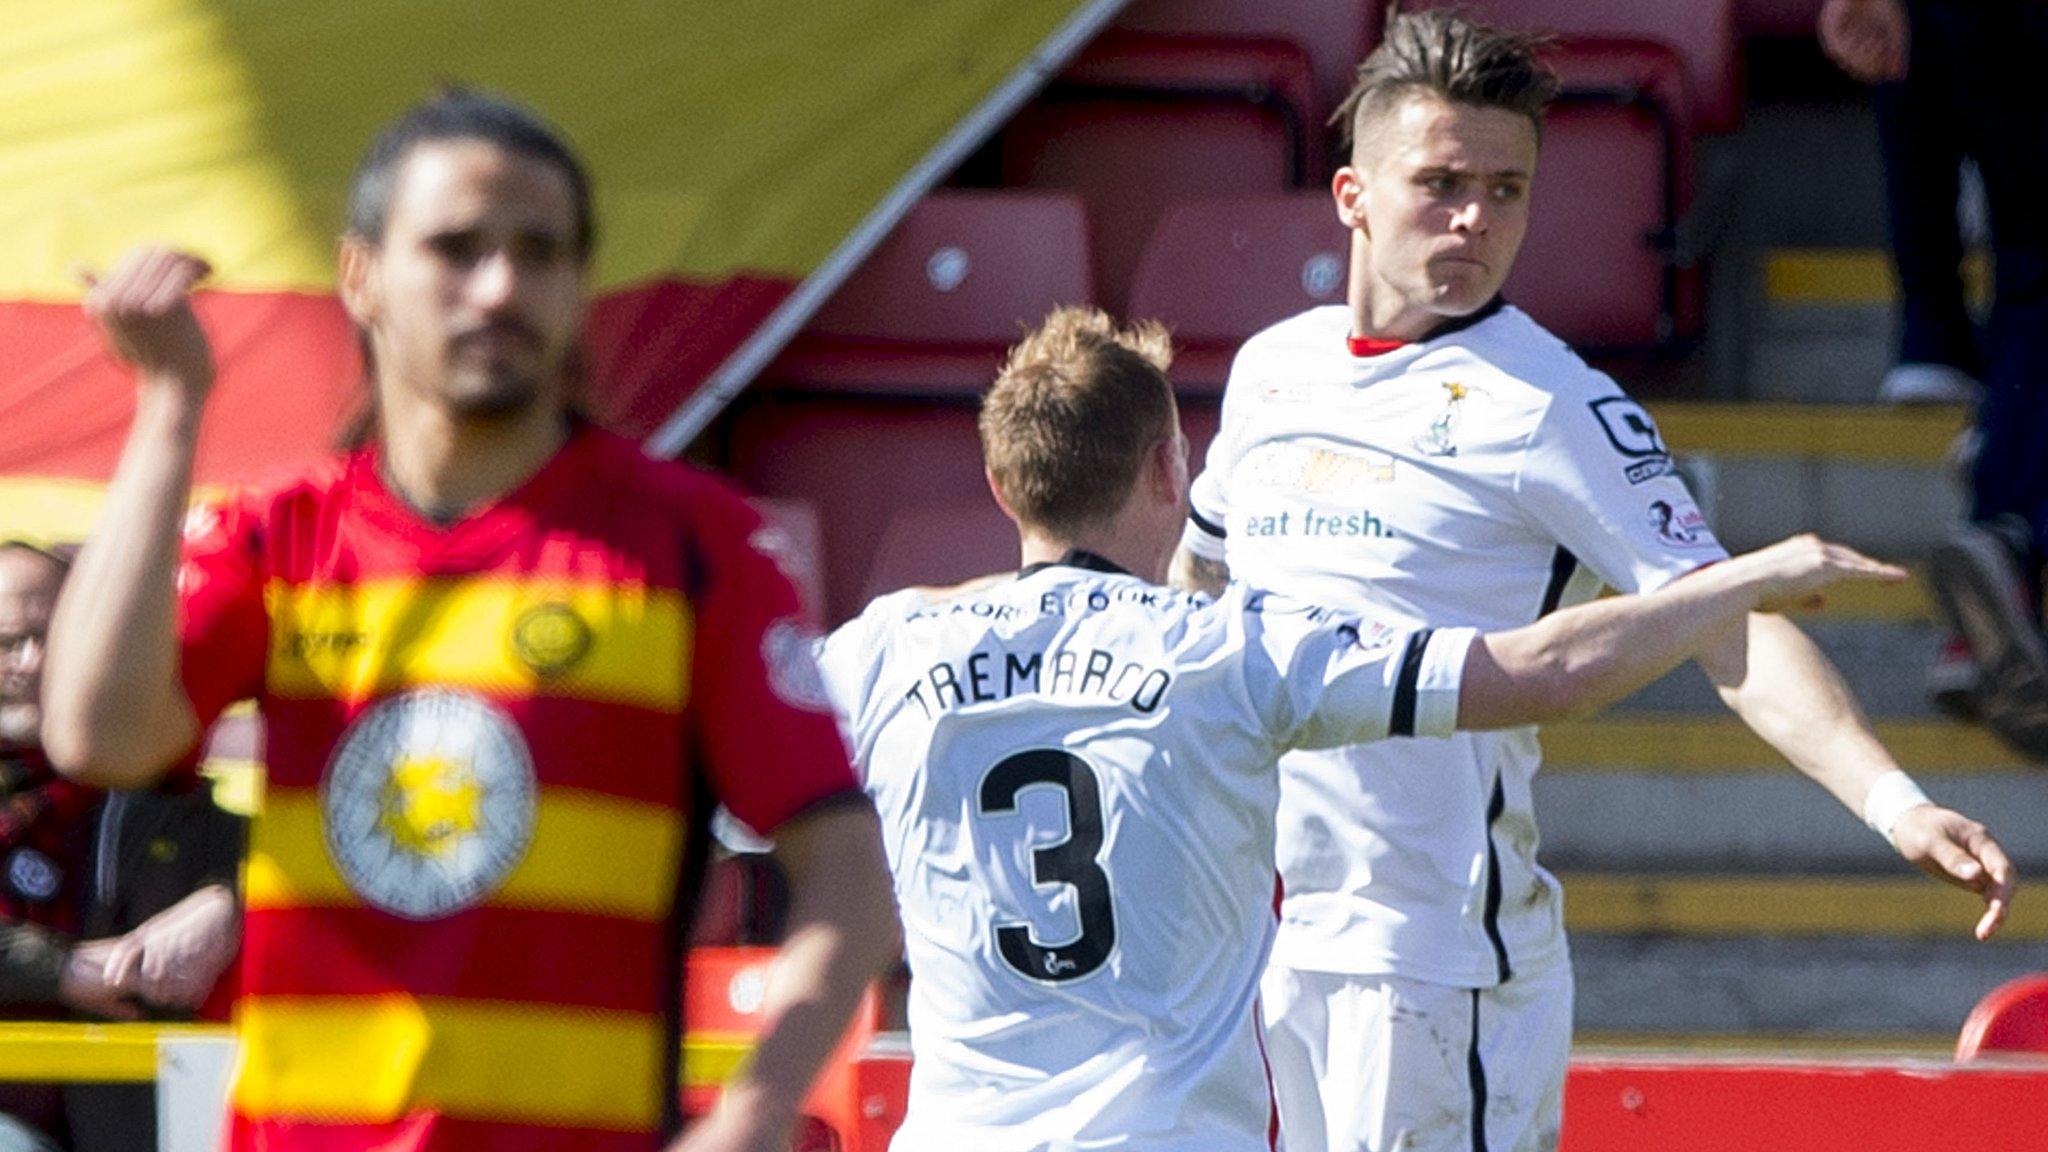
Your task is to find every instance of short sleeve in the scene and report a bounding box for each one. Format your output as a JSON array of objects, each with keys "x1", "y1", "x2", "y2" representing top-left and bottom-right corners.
[
  {"x1": 1514, "y1": 390, "x2": 1729, "y2": 594},
  {"x1": 1237, "y1": 591, "x2": 1475, "y2": 752},
  {"x1": 175, "y1": 498, "x2": 270, "y2": 730},
  {"x1": 685, "y1": 490, "x2": 863, "y2": 836}
]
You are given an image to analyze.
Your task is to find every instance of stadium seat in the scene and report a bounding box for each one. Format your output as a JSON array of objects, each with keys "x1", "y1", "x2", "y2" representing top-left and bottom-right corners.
[
  {"x1": 1956, "y1": 974, "x2": 2048, "y2": 1061},
  {"x1": 727, "y1": 399, "x2": 994, "y2": 625},
  {"x1": 1126, "y1": 193, "x2": 1349, "y2": 393},
  {"x1": 1402, "y1": 0, "x2": 1742, "y2": 133},
  {"x1": 727, "y1": 394, "x2": 1223, "y2": 626},
  {"x1": 1113, "y1": 0, "x2": 1383, "y2": 123},
  {"x1": 1508, "y1": 37, "x2": 1698, "y2": 349},
  {"x1": 764, "y1": 191, "x2": 1095, "y2": 396},
  {"x1": 1002, "y1": 30, "x2": 1320, "y2": 314}
]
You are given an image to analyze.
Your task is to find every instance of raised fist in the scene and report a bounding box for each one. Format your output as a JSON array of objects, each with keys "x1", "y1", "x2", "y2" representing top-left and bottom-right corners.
[{"x1": 80, "y1": 246, "x2": 217, "y2": 402}]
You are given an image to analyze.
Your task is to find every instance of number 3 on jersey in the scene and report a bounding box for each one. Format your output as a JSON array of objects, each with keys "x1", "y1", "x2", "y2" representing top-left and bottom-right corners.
[{"x1": 977, "y1": 749, "x2": 1117, "y2": 983}]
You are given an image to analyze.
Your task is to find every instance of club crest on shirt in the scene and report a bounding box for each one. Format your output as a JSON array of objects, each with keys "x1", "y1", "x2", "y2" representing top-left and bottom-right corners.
[
  {"x1": 1647, "y1": 499, "x2": 1712, "y2": 548},
  {"x1": 5, "y1": 848, "x2": 59, "y2": 903},
  {"x1": 321, "y1": 689, "x2": 538, "y2": 920},
  {"x1": 763, "y1": 619, "x2": 833, "y2": 713},
  {"x1": 1415, "y1": 381, "x2": 1473, "y2": 457},
  {"x1": 511, "y1": 603, "x2": 593, "y2": 680}
]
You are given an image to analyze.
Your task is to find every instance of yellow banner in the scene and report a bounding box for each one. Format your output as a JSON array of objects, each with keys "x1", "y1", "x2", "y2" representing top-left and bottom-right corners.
[{"x1": 0, "y1": 0, "x2": 1101, "y2": 299}]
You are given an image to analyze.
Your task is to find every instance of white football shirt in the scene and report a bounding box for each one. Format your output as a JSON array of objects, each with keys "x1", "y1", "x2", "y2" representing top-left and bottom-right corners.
[
  {"x1": 818, "y1": 557, "x2": 1473, "y2": 1151},
  {"x1": 1186, "y1": 302, "x2": 1727, "y2": 986}
]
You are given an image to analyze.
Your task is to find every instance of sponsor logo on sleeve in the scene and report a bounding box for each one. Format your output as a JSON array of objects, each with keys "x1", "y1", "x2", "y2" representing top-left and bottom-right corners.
[
  {"x1": 1647, "y1": 499, "x2": 1712, "y2": 548},
  {"x1": 1334, "y1": 618, "x2": 1401, "y2": 654},
  {"x1": 1589, "y1": 397, "x2": 1676, "y2": 484}
]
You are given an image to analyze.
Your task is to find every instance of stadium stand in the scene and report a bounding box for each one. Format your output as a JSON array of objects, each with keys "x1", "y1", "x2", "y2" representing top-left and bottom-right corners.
[
  {"x1": 1512, "y1": 37, "x2": 1698, "y2": 348},
  {"x1": 1125, "y1": 193, "x2": 1349, "y2": 392},
  {"x1": 738, "y1": 190, "x2": 1101, "y2": 624},
  {"x1": 1112, "y1": 0, "x2": 1383, "y2": 122},
  {"x1": 1404, "y1": 0, "x2": 1743, "y2": 133},
  {"x1": 1000, "y1": 30, "x2": 1321, "y2": 314},
  {"x1": 730, "y1": 398, "x2": 1223, "y2": 627},
  {"x1": 761, "y1": 191, "x2": 1095, "y2": 396},
  {"x1": 1956, "y1": 974, "x2": 2048, "y2": 1061},
  {"x1": 727, "y1": 400, "x2": 992, "y2": 626}
]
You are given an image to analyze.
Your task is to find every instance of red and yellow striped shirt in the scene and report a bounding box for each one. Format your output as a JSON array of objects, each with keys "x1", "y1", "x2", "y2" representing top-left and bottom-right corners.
[{"x1": 175, "y1": 427, "x2": 859, "y2": 1151}]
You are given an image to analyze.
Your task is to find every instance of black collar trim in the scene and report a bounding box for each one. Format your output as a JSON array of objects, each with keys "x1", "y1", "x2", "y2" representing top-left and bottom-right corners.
[{"x1": 1019, "y1": 549, "x2": 1133, "y2": 579}]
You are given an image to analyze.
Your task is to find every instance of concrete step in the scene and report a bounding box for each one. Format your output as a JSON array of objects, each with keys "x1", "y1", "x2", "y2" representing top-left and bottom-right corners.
[
  {"x1": 1639, "y1": 401, "x2": 1970, "y2": 554},
  {"x1": 1540, "y1": 714, "x2": 2026, "y2": 772},
  {"x1": 1555, "y1": 872, "x2": 2041, "y2": 941},
  {"x1": 1570, "y1": 934, "x2": 2044, "y2": 1036},
  {"x1": 1741, "y1": 248, "x2": 1989, "y2": 404},
  {"x1": 1611, "y1": 619, "x2": 1949, "y2": 718},
  {"x1": 1535, "y1": 767, "x2": 2048, "y2": 873}
]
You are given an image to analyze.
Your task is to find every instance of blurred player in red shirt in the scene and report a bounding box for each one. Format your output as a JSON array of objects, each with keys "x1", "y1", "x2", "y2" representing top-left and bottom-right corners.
[{"x1": 41, "y1": 90, "x2": 900, "y2": 1152}]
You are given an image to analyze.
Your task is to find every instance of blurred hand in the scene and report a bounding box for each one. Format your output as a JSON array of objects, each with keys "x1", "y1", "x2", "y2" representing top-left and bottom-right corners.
[
  {"x1": 57, "y1": 938, "x2": 139, "y2": 1021},
  {"x1": 1819, "y1": 0, "x2": 1910, "y2": 83},
  {"x1": 1726, "y1": 534, "x2": 1910, "y2": 614},
  {"x1": 1890, "y1": 805, "x2": 2016, "y2": 941},
  {"x1": 103, "y1": 884, "x2": 239, "y2": 1012},
  {"x1": 78, "y1": 246, "x2": 217, "y2": 404}
]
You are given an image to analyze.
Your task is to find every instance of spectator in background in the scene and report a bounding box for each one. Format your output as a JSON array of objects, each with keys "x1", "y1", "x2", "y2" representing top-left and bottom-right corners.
[
  {"x1": 0, "y1": 540, "x2": 244, "y2": 1152},
  {"x1": 1820, "y1": 0, "x2": 2048, "y2": 754}
]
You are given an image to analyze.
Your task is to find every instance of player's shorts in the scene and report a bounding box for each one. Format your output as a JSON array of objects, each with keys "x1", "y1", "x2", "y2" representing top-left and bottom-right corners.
[{"x1": 1261, "y1": 958, "x2": 1571, "y2": 1152}]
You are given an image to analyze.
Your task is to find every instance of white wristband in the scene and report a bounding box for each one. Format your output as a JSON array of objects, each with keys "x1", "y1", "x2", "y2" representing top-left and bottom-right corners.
[{"x1": 1862, "y1": 770, "x2": 1932, "y2": 845}]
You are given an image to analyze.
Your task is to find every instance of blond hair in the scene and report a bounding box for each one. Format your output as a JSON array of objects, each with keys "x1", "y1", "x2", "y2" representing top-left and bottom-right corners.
[
  {"x1": 980, "y1": 307, "x2": 1178, "y2": 537},
  {"x1": 1334, "y1": 7, "x2": 1559, "y2": 158}
]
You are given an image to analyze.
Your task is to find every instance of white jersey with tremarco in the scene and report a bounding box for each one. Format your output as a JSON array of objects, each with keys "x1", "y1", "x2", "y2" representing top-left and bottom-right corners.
[
  {"x1": 819, "y1": 562, "x2": 1473, "y2": 1152},
  {"x1": 1185, "y1": 302, "x2": 1727, "y2": 987}
]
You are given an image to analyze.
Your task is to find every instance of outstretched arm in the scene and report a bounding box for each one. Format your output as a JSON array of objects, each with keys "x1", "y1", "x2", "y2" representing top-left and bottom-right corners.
[
  {"x1": 670, "y1": 800, "x2": 900, "y2": 1152},
  {"x1": 1698, "y1": 611, "x2": 2014, "y2": 940},
  {"x1": 41, "y1": 248, "x2": 214, "y2": 788},
  {"x1": 1459, "y1": 535, "x2": 1903, "y2": 730}
]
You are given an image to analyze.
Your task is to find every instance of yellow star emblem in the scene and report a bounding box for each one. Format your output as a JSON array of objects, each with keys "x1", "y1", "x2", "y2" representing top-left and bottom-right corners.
[{"x1": 379, "y1": 756, "x2": 482, "y2": 859}]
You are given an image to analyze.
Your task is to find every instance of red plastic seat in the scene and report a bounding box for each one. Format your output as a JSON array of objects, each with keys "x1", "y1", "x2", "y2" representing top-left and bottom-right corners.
[
  {"x1": 1957, "y1": 974, "x2": 2048, "y2": 1061},
  {"x1": 1003, "y1": 31, "x2": 1320, "y2": 315},
  {"x1": 1402, "y1": 0, "x2": 1741, "y2": 133},
  {"x1": 728, "y1": 400, "x2": 994, "y2": 625},
  {"x1": 1508, "y1": 38, "x2": 1695, "y2": 350},
  {"x1": 765, "y1": 191, "x2": 1094, "y2": 396},
  {"x1": 1114, "y1": 0, "x2": 1383, "y2": 123},
  {"x1": 728, "y1": 394, "x2": 1224, "y2": 626},
  {"x1": 1127, "y1": 193, "x2": 1348, "y2": 394}
]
